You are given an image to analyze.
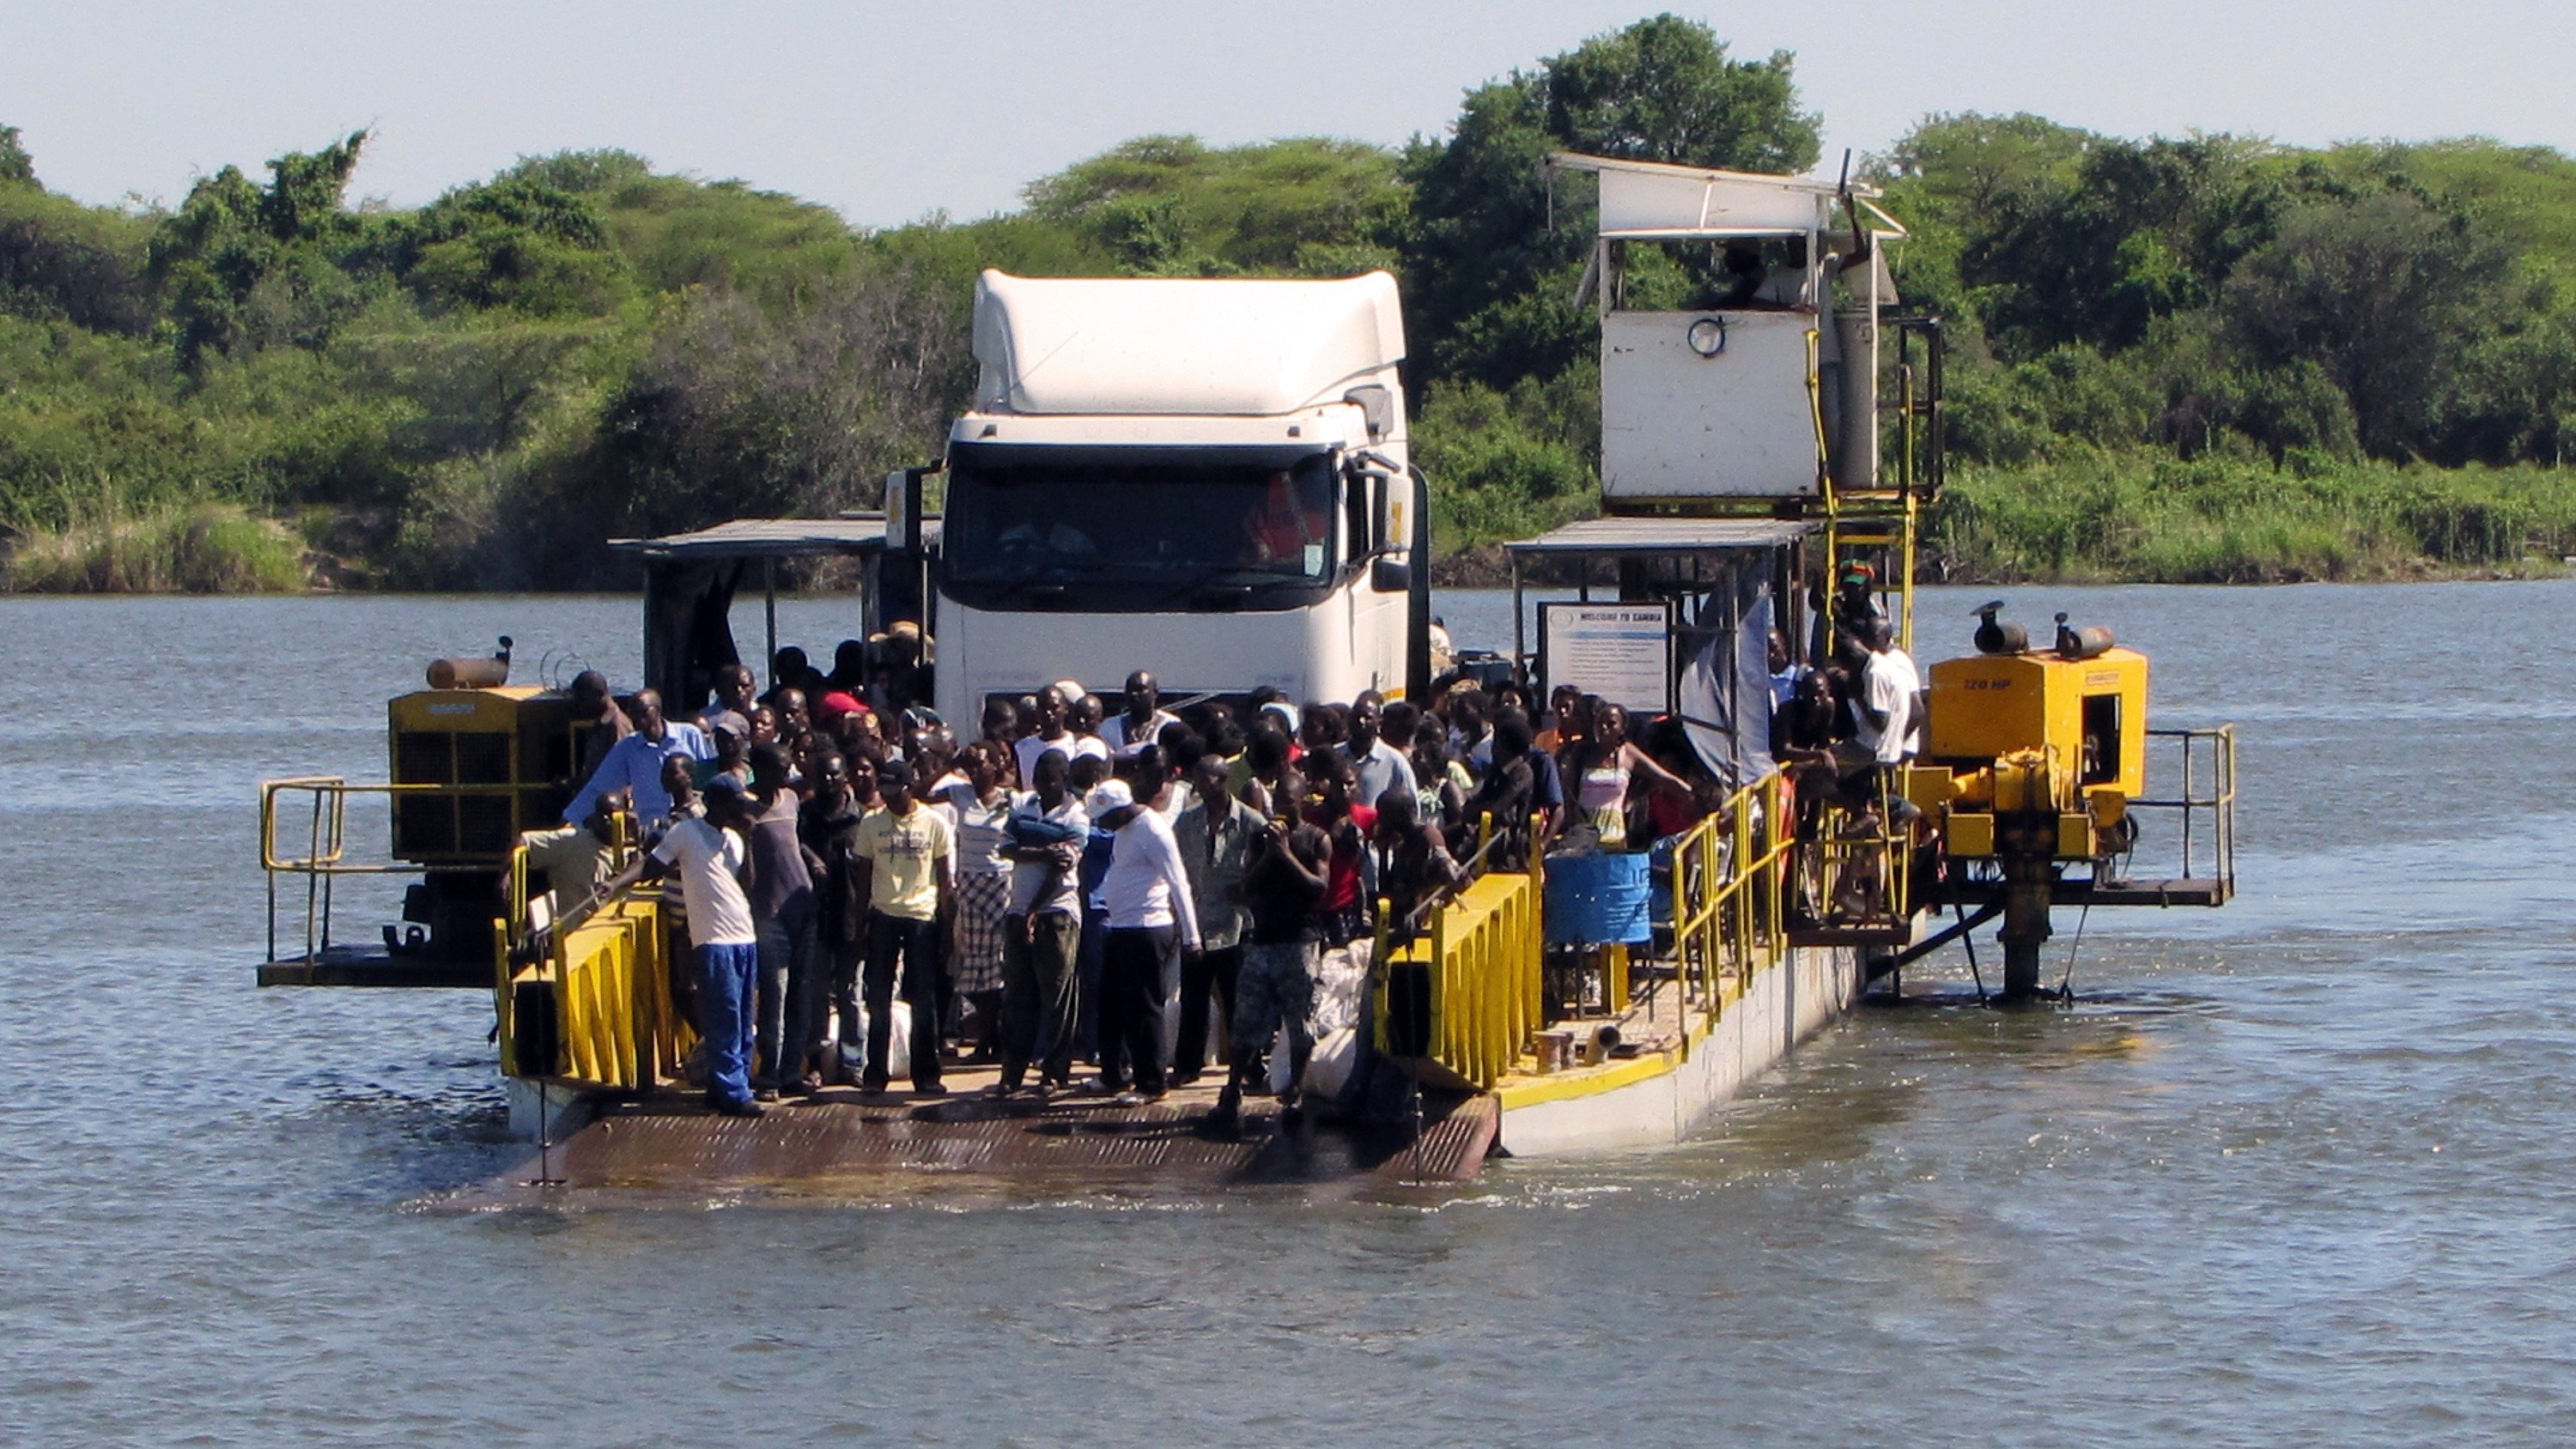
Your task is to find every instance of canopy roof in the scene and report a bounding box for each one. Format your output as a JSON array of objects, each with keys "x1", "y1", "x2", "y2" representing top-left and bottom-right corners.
[
  {"x1": 608, "y1": 515, "x2": 939, "y2": 561},
  {"x1": 1504, "y1": 516, "x2": 1814, "y2": 556}
]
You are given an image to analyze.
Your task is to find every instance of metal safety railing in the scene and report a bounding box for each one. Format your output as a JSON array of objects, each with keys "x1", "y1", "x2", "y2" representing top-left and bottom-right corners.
[
  {"x1": 2126, "y1": 725, "x2": 2239, "y2": 896},
  {"x1": 1380, "y1": 766, "x2": 1885, "y2": 1091},
  {"x1": 1799, "y1": 788, "x2": 1917, "y2": 936},
  {"x1": 258, "y1": 776, "x2": 519, "y2": 965},
  {"x1": 495, "y1": 839, "x2": 693, "y2": 1091},
  {"x1": 1377, "y1": 858, "x2": 1546, "y2": 1091},
  {"x1": 1669, "y1": 773, "x2": 1795, "y2": 1016}
]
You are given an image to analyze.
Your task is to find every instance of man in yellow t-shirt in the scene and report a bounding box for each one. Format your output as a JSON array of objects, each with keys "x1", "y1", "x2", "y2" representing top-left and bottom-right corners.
[{"x1": 855, "y1": 758, "x2": 954, "y2": 1096}]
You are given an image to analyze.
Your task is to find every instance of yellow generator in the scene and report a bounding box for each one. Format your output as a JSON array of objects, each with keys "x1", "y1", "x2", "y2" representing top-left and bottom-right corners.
[
  {"x1": 1911, "y1": 643, "x2": 2147, "y2": 864},
  {"x1": 387, "y1": 686, "x2": 580, "y2": 864},
  {"x1": 1899, "y1": 612, "x2": 2156, "y2": 999},
  {"x1": 383, "y1": 639, "x2": 586, "y2": 955}
]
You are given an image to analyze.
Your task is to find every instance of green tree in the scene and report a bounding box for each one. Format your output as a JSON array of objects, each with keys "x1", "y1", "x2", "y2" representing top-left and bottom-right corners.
[
  {"x1": 1403, "y1": 15, "x2": 1820, "y2": 385},
  {"x1": 1875, "y1": 112, "x2": 2091, "y2": 217},
  {"x1": 0, "y1": 185, "x2": 155, "y2": 333},
  {"x1": 1022, "y1": 135, "x2": 1406, "y2": 276},
  {"x1": 0, "y1": 124, "x2": 34, "y2": 185},
  {"x1": 527, "y1": 262, "x2": 970, "y2": 582},
  {"x1": 376, "y1": 173, "x2": 626, "y2": 315},
  {"x1": 1541, "y1": 14, "x2": 1818, "y2": 172},
  {"x1": 148, "y1": 131, "x2": 375, "y2": 365},
  {"x1": 2225, "y1": 191, "x2": 2510, "y2": 456}
]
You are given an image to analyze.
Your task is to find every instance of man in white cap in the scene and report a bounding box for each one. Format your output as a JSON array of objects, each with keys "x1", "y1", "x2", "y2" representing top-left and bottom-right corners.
[{"x1": 1086, "y1": 773, "x2": 1199, "y2": 1103}]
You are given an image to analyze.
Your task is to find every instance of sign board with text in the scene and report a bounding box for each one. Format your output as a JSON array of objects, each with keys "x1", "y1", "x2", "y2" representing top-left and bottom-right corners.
[{"x1": 1540, "y1": 602, "x2": 1674, "y2": 714}]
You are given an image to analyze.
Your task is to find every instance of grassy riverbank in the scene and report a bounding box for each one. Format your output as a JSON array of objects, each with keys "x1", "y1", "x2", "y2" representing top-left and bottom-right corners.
[
  {"x1": 1924, "y1": 456, "x2": 2576, "y2": 584},
  {"x1": 3, "y1": 500, "x2": 305, "y2": 592}
]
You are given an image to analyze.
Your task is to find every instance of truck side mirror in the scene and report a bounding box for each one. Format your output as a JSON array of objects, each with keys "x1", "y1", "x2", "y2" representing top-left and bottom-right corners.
[
  {"x1": 1361, "y1": 469, "x2": 1400, "y2": 555},
  {"x1": 1371, "y1": 557, "x2": 1411, "y2": 593}
]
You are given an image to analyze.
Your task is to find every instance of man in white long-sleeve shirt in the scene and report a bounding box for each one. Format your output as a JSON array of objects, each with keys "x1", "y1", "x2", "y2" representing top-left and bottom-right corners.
[{"x1": 1086, "y1": 776, "x2": 1200, "y2": 1102}]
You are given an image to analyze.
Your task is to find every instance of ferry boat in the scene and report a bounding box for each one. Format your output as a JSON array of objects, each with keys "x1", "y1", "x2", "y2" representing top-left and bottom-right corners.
[{"x1": 258, "y1": 155, "x2": 2236, "y2": 1193}]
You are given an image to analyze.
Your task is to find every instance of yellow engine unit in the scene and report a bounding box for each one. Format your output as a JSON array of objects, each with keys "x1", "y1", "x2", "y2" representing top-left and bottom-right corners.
[
  {"x1": 387, "y1": 686, "x2": 580, "y2": 864},
  {"x1": 1911, "y1": 647, "x2": 2148, "y2": 861}
]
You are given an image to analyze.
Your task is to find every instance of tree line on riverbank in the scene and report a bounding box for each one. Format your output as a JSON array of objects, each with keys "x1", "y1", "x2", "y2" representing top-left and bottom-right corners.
[{"x1": 7, "y1": 14, "x2": 2576, "y2": 591}]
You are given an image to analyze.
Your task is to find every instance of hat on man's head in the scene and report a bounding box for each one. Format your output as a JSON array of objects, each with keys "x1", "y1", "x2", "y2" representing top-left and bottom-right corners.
[
  {"x1": 1085, "y1": 779, "x2": 1133, "y2": 817},
  {"x1": 878, "y1": 759, "x2": 914, "y2": 792},
  {"x1": 702, "y1": 773, "x2": 748, "y2": 803}
]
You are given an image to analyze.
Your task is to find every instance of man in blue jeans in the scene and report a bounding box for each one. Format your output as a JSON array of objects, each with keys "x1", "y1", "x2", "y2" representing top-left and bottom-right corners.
[{"x1": 611, "y1": 774, "x2": 764, "y2": 1117}]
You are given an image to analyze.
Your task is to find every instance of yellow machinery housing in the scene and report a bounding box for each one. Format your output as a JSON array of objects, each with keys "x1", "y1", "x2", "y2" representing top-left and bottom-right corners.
[
  {"x1": 387, "y1": 686, "x2": 580, "y2": 864},
  {"x1": 1913, "y1": 646, "x2": 2148, "y2": 862}
]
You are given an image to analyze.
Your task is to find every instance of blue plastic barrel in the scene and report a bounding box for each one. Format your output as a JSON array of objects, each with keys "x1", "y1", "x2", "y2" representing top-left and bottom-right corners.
[{"x1": 1544, "y1": 852, "x2": 1655, "y2": 946}]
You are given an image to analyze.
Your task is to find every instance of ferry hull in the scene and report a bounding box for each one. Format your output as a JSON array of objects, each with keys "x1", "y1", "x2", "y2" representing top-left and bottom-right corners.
[{"x1": 1495, "y1": 944, "x2": 1859, "y2": 1157}]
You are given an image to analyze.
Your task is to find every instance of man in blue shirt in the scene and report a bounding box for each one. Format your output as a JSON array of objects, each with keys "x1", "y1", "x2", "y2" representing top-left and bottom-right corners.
[
  {"x1": 563, "y1": 688, "x2": 711, "y2": 827},
  {"x1": 1339, "y1": 689, "x2": 1417, "y2": 809}
]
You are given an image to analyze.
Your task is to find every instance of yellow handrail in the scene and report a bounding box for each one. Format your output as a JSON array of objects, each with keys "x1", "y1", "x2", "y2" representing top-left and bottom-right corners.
[
  {"x1": 492, "y1": 815, "x2": 685, "y2": 1090},
  {"x1": 1380, "y1": 870, "x2": 1544, "y2": 1090},
  {"x1": 258, "y1": 776, "x2": 526, "y2": 873},
  {"x1": 1669, "y1": 771, "x2": 1799, "y2": 1020},
  {"x1": 496, "y1": 882, "x2": 690, "y2": 1090},
  {"x1": 1386, "y1": 768, "x2": 1868, "y2": 1090}
]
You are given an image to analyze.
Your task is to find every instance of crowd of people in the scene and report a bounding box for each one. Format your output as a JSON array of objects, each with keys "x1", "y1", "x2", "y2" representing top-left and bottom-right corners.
[{"x1": 527, "y1": 585, "x2": 1923, "y2": 1127}]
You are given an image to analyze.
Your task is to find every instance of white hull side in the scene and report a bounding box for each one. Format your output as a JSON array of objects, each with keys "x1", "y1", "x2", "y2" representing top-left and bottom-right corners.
[{"x1": 1498, "y1": 944, "x2": 1861, "y2": 1157}]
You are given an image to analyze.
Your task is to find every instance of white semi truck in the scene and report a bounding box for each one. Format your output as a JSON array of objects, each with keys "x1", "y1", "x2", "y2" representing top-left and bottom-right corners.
[{"x1": 919, "y1": 270, "x2": 1427, "y2": 724}]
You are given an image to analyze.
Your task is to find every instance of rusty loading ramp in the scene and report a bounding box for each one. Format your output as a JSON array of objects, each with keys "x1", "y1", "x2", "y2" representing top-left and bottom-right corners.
[{"x1": 457, "y1": 1086, "x2": 1498, "y2": 1207}]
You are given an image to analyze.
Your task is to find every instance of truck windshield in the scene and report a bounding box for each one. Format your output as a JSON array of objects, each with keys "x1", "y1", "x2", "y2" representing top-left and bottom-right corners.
[{"x1": 942, "y1": 446, "x2": 1340, "y2": 611}]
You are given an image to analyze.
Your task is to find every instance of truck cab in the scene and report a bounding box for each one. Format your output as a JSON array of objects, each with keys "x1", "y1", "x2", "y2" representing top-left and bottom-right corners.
[{"x1": 929, "y1": 270, "x2": 1425, "y2": 721}]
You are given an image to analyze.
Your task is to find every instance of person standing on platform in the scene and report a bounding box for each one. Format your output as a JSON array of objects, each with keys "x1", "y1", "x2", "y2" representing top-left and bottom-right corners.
[
  {"x1": 1208, "y1": 817, "x2": 1331, "y2": 1137},
  {"x1": 855, "y1": 759, "x2": 954, "y2": 1097},
  {"x1": 1172, "y1": 751, "x2": 1260, "y2": 1087},
  {"x1": 1101, "y1": 670, "x2": 1181, "y2": 759},
  {"x1": 1340, "y1": 689, "x2": 1418, "y2": 811},
  {"x1": 998, "y1": 749, "x2": 1088, "y2": 1095},
  {"x1": 1856, "y1": 617, "x2": 1921, "y2": 789},
  {"x1": 698, "y1": 663, "x2": 757, "y2": 744},
  {"x1": 800, "y1": 752, "x2": 870, "y2": 1085},
  {"x1": 607, "y1": 776, "x2": 762, "y2": 1117},
  {"x1": 937, "y1": 741, "x2": 1018, "y2": 1064},
  {"x1": 1087, "y1": 775, "x2": 1200, "y2": 1103},
  {"x1": 569, "y1": 670, "x2": 633, "y2": 785},
  {"x1": 1465, "y1": 713, "x2": 1540, "y2": 872},
  {"x1": 744, "y1": 743, "x2": 823, "y2": 1099},
  {"x1": 562, "y1": 688, "x2": 709, "y2": 827},
  {"x1": 1299, "y1": 750, "x2": 1381, "y2": 1041}
]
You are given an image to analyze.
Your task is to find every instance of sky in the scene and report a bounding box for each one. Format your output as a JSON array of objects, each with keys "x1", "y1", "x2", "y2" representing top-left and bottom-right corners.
[{"x1": 7, "y1": 0, "x2": 2576, "y2": 227}]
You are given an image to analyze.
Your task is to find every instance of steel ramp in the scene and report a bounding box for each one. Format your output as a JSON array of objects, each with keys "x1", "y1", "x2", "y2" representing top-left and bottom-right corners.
[{"x1": 453, "y1": 1084, "x2": 1498, "y2": 1206}]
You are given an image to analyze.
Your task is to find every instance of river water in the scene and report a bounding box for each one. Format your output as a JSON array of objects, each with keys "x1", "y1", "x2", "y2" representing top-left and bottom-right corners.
[{"x1": 3, "y1": 581, "x2": 2569, "y2": 1446}]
